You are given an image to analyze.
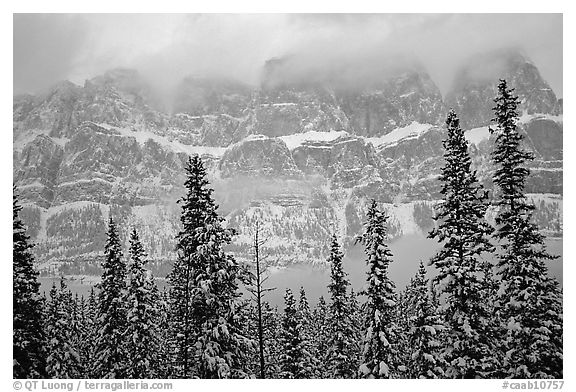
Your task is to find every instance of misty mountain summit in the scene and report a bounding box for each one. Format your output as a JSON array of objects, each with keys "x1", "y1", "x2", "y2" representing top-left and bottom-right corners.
[{"x1": 13, "y1": 47, "x2": 562, "y2": 268}]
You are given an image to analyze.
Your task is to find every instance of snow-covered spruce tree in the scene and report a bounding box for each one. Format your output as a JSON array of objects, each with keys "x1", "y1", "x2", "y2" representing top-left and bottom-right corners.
[
  {"x1": 124, "y1": 228, "x2": 161, "y2": 378},
  {"x1": 13, "y1": 187, "x2": 46, "y2": 378},
  {"x1": 69, "y1": 292, "x2": 88, "y2": 377},
  {"x1": 347, "y1": 288, "x2": 364, "y2": 370},
  {"x1": 356, "y1": 200, "x2": 401, "y2": 378},
  {"x1": 407, "y1": 262, "x2": 445, "y2": 379},
  {"x1": 326, "y1": 235, "x2": 358, "y2": 378},
  {"x1": 428, "y1": 109, "x2": 496, "y2": 378},
  {"x1": 92, "y1": 218, "x2": 128, "y2": 378},
  {"x1": 76, "y1": 294, "x2": 94, "y2": 376},
  {"x1": 490, "y1": 80, "x2": 563, "y2": 379},
  {"x1": 45, "y1": 280, "x2": 83, "y2": 378},
  {"x1": 81, "y1": 287, "x2": 98, "y2": 373},
  {"x1": 396, "y1": 278, "x2": 416, "y2": 373},
  {"x1": 297, "y1": 287, "x2": 313, "y2": 344},
  {"x1": 296, "y1": 287, "x2": 320, "y2": 377},
  {"x1": 261, "y1": 302, "x2": 283, "y2": 378},
  {"x1": 311, "y1": 295, "x2": 330, "y2": 374},
  {"x1": 236, "y1": 299, "x2": 259, "y2": 377},
  {"x1": 169, "y1": 155, "x2": 250, "y2": 378},
  {"x1": 278, "y1": 289, "x2": 314, "y2": 378},
  {"x1": 156, "y1": 289, "x2": 172, "y2": 379},
  {"x1": 167, "y1": 155, "x2": 216, "y2": 377}
]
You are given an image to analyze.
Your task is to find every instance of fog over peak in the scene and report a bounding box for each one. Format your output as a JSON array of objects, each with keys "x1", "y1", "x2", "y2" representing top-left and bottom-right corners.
[{"x1": 14, "y1": 14, "x2": 562, "y2": 97}]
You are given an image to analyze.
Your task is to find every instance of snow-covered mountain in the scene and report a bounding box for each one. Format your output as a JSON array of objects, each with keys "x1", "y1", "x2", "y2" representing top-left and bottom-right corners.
[{"x1": 13, "y1": 49, "x2": 563, "y2": 274}]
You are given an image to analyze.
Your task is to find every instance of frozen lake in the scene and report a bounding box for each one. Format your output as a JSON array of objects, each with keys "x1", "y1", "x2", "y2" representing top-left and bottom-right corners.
[
  {"x1": 262, "y1": 234, "x2": 563, "y2": 307},
  {"x1": 39, "y1": 234, "x2": 563, "y2": 308}
]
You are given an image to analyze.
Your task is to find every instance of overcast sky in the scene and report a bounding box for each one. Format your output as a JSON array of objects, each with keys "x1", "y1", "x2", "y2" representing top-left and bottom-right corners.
[{"x1": 13, "y1": 14, "x2": 563, "y2": 96}]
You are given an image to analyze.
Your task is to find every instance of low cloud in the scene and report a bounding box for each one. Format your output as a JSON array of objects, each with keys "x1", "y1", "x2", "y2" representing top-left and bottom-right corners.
[{"x1": 13, "y1": 14, "x2": 562, "y2": 96}]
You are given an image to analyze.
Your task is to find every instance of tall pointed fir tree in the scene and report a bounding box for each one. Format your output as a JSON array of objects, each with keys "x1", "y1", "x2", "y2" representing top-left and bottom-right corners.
[
  {"x1": 296, "y1": 287, "x2": 319, "y2": 377},
  {"x1": 396, "y1": 276, "x2": 416, "y2": 369},
  {"x1": 76, "y1": 294, "x2": 93, "y2": 375},
  {"x1": 428, "y1": 109, "x2": 496, "y2": 378},
  {"x1": 326, "y1": 235, "x2": 358, "y2": 378},
  {"x1": 347, "y1": 288, "x2": 363, "y2": 369},
  {"x1": 406, "y1": 262, "x2": 445, "y2": 379},
  {"x1": 356, "y1": 200, "x2": 400, "y2": 378},
  {"x1": 156, "y1": 288, "x2": 173, "y2": 379},
  {"x1": 311, "y1": 295, "x2": 330, "y2": 372},
  {"x1": 278, "y1": 289, "x2": 313, "y2": 378},
  {"x1": 82, "y1": 287, "x2": 98, "y2": 372},
  {"x1": 490, "y1": 80, "x2": 563, "y2": 379},
  {"x1": 168, "y1": 155, "x2": 250, "y2": 378},
  {"x1": 45, "y1": 280, "x2": 83, "y2": 378},
  {"x1": 93, "y1": 218, "x2": 128, "y2": 378},
  {"x1": 124, "y1": 228, "x2": 161, "y2": 378},
  {"x1": 13, "y1": 186, "x2": 46, "y2": 378},
  {"x1": 261, "y1": 302, "x2": 283, "y2": 378}
]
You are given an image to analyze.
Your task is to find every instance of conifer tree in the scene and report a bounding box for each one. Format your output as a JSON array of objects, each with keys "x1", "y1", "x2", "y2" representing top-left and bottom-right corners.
[
  {"x1": 124, "y1": 228, "x2": 161, "y2": 378},
  {"x1": 325, "y1": 235, "x2": 358, "y2": 378},
  {"x1": 356, "y1": 200, "x2": 400, "y2": 378},
  {"x1": 261, "y1": 302, "x2": 283, "y2": 378},
  {"x1": 156, "y1": 289, "x2": 172, "y2": 379},
  {"x1": 490, "y1": 80, "x2": 563, "y2": 378},
  {"x1": 396, "y1": 278, "x2": 416, "y2": 369},
  {"x1": 311, "y1": 295, "x2": 330, "y2": 374},
  {"x1": 429, "y1": 110, "x2": 495, "y2": 378},
  {"x1": 93, "y1": 218, "x2": 128, "y2": 378},
  {"x1": 77, "y1": 294, "x2": 94, "y2": 375},
  {"x1": 168, "y1": 155, "x2": 250, "y2": 378},
  {"x1": 347, "y1": 288, "x2": 363, "y2": 369},
  {"x1": 406, "y1": 262, "x2": 445, "y2": 379},
  {"x1": 296, "y1": 287, "x2": 319, "y2": 377},
  {"x1": 13, "y1": 187, "x2": 46, "y2": 378},
  {"x1": 298, "y1": 287, "x2": 311, "y2": 316},
  {"x1": 45, "y1": 280, "x2": 83, "y2": 378},
  {"x1": 297, "y1": 287, "x2": 312, "y2": 351},
  {"x1": 278, "y1": 289, "x2": 313, "y2": 378},
  {"x1": 83, "y1": 287, "x2": 98, "y2": 372}
]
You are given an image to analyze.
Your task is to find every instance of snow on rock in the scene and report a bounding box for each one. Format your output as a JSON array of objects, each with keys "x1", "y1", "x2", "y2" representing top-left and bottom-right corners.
[
  {"x1": 279, "y1": 130, "x2": 349, "y2": 150},
  {"x1": 464, "y1": 113, "x2": 563, "y2": 146},
  {"x1": 367, "y1": 122, "x2": 434, "y2": 149},
  {"x1": 465, "y1": 126, "x2": 491, "y2": 146},
  {"x1": 518, "y1": 112, "x2": 563, "y2": 124},
  {"x1": 97, "y1": 122, "x2": 227, "y2": 158},
  {"x1": 386, "y1": 202, "x2": 423, "y2": 236}
]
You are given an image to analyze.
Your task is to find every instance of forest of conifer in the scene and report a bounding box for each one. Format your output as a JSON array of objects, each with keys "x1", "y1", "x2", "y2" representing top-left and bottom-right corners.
[{"x1": 13, "y1": 80, "x2": 563, "y2": 379}]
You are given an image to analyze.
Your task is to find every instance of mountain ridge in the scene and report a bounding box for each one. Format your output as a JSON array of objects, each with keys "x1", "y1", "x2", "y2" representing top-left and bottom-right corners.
[{"x1": 13, "y1": 48, "x2": 563, "y2": 274}]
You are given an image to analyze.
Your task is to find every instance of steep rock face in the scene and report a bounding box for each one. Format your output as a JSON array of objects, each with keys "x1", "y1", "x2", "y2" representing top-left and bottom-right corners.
[
  {"x1": 13, "y1": 71, "x2": 170, "y2": 141},
  {"x1": 446, "y1": 49, "x2": 561, "y2": 129},
  {"x1": 170, "y1": 78, "x2": 256, "y2": 146},
  {"x1": 252, "y1": 86, "x2": 349, "y2": 137},
  {"x1": 523, "y1": 119, "x2": 563, "y2": 161},
  {"x1": 14, "y1": 81, "x2": 83, "y2": 136},
  {"x1": 14, "y1": 134, "x2": 65, "y2": 208},
  {"x1": 292, "y1": 135, "x2": 380, "y2": 188},
  {"x1": 336, "y1": 70, "x2": 445, "y2": 137},
  {"x1": 377, "y1": 126, "x2": 445, "y2": 201},
  {"x1": 54, "y1": 122, "x2": 187, "y2": 205},
  {"x1": 12, "y1": 50, "x2": 564, "y2": 271},
  {"x1": 219, "y1": 136, "x2": 301, "y2": 178}
]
